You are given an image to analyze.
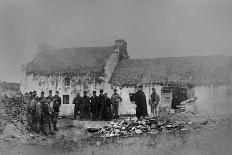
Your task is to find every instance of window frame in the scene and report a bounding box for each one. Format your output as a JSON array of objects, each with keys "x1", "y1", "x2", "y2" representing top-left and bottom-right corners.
[
  {"x1": 64, "y1": 77, "x2": 71, "y2": 86},
  {"x1": 63, "y1": 95, "x2": 70, "y2": 104}
]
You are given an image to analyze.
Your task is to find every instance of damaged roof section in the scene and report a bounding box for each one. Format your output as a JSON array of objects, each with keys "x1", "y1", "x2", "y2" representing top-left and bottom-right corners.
[
  {"x1": 110, "y1": 55, "x2": 232, "y2": 86},
  {"x1": 25, "y1": 46, "x2": 115, "y2": 76}
]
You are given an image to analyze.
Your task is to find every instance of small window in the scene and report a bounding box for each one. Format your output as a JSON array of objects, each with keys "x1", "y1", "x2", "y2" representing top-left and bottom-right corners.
[
  {"x1": 63, "y1": 95, "x2": 69, "y2": 104},
  {"x1": 129, "y1": 93, "x2": 135, "y2": 101},
  {"x1": 64, "y1": 77, "x2": 70, "y2": 86}
]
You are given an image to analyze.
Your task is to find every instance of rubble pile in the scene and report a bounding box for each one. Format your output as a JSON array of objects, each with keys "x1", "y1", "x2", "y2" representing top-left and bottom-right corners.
[
  {"x1": 0, "y1": 96, "x2": 27, "y2": 133},
  {"x1": 87, "y1": 114, "x2": 210, "y2": 138}
]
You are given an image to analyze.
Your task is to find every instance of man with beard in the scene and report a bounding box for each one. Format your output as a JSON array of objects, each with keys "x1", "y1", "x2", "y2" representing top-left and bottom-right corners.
[
  {"x1": 134, "y1": 85, "x2": 148, "y2": 119},
  {"x1": 90, "y1": 91, "x2": 99, "y2": 121},
  {"x1": 80, "y1": 91, "x2": 91, "y2": 120},
  {"x1": 73, "y1": 92, "x2": 81, "y2": 120}
]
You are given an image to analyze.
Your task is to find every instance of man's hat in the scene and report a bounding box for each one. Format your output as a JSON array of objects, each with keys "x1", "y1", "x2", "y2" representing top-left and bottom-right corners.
[
  {"x1": 100, "y1": 89, "x2": 103, "y2": 93},
  {"x1": 113, "y1": 89, "x2": 117, "y2": 92},
  {"x1": 93, "y1": 91, "x2": 96, "y2": 94},
  {"x1": 41, "y1": 91, "x2": 44, "y2": 94},
  {"x1": 138, "y1": 84, "x2": 143, "y2": 88}
]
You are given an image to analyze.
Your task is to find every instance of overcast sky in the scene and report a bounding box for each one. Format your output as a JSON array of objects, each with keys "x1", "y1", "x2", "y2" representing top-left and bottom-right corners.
[{"x1": 0, "y1": 0, "x2": 232, "y2": 82}]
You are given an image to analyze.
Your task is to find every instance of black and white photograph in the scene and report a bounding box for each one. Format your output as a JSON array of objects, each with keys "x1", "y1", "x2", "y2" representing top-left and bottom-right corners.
[{"x1": 0, "y1": 0, "x2": 232, "y2": 154}]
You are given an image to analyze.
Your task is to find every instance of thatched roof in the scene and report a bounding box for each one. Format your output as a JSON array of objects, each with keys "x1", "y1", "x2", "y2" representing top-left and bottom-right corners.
[
  {"x1": 110, "y1": 55, "x2": 232, "y2": 86},
  {"x1": 25, "y1": 46, "x2": 115, "y2": 76}
]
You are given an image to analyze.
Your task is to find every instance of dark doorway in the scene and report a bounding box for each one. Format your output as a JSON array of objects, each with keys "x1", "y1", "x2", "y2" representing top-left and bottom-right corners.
[{"x1": 171, "y1": 87, "x2": 188, "y2": 109}]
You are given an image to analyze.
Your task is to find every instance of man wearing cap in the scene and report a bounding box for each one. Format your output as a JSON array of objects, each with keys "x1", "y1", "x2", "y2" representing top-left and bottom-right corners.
[
  {"x1": 134, "y1": 85, "x2": 148, "y2": 119},
  {"x1": 111, "y1": 89, "x2": 122, "y2": 118},
  {"x1": 42, "y1": 97, "x2": 54, "y2": 135},
  {"x1": 149, "y1": 88, "x2": 160, "y2": 114},
  {"x1": 29, "y1": 91, "x2": 38, "y2": 131},
  {"x1": 52, "y1": 91, "x2": 61, "y2": 131},
  {"x1": 98, "y1": 89, "x2": 105, "y2": 120},
  {"x1": 80, "y1": 91, "x2": 91, "y2": 120},
  {"x1": 47, "y1": 90, "x2": 53, "y2": 100},
  {"x1": 35, "y1": 96, "x2": 44, "y2": 133},
  {"x1": 90, "y1": 91, "x2": 99, "y2": 121},
  {"x1": 73, "y1": 92, "x2": 82, "y2": 120}
]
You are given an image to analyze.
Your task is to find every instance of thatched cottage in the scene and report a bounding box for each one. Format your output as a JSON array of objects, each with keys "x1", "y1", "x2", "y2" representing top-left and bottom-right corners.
[{"x1": 20, "y1": 40, "x2": 232, "y2": 116}]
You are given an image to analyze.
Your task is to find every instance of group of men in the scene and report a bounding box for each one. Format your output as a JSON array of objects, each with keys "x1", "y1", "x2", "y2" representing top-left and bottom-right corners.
[
  {"x1": 24, "y1": 90, "x2": 61, "y2": 135},
  {"x1": 22, "y1": 86, "x2": 159, "y2": 135},
  {"x1": 73, "y1": 89, "x2": 122, "y2": 121}
]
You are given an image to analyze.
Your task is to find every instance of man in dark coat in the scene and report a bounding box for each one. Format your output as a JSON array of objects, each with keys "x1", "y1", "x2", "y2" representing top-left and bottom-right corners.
[
  {"x1": 73, "y1": 92, "x2": 81, "y2": 120},
  {"x1": 90, "y1": 91, "x2": 99, "y2": 121},
  {"x1": 52, "y1": 91, "x2": 61, "y2": 131},
  {"x1": 80, "y1": 91, "x2": 91, "y2": 120},
  {"x1": 98, "y1": 89, "x2": 105, "y2": 120},
  {"x1": 134, "y1": 85, "x2": 148, "y2": 119},
  {"x1": 103, "y1": 93, "x2": 112, "y2": 121}
]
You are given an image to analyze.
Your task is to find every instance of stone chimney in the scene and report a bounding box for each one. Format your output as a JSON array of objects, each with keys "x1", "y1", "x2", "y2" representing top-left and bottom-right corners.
[{"x1": 114, "y1": 39, "x2": 129, "y2": 59}]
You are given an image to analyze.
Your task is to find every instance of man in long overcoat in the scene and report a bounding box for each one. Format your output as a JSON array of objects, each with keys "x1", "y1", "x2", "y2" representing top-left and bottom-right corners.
[
  {"x1": 98, "y1": 89, "x2": 105, "y2": 120},
  {"x1": 134, "y1": 85, "x2": 148, "y2": 119},
  {"x1": 73, "y1": 92, "x2": 81, "y2": 120},
  {"x1": 80, "y1": 91, "x2": 91, "y2": 120},
  {"x1": 90, "y1": 91, "x2": 99, "y2": 121}
]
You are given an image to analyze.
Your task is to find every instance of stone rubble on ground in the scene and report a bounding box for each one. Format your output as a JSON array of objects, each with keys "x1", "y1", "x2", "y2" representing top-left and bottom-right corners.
[{"x1": 86, "y1": 114, "x2": 214, "y2": 138}]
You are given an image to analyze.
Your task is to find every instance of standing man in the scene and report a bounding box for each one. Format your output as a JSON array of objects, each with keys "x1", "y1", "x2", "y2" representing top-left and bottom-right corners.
[
  {"x1": 26, "y1": 91, "x2": 33, "y2": 130},
  {"x1": 30, "y1": 91, "x2": 38, "y2": 131},
  {"x1": 103, "y1": 93, "x2": 112, "y2": 121},
  {"x1": 47, "y1": 90, "x2": 53, "y2": 100},
  {"x1": 39, "y1": 91, "x2": 46, "y2": 102},
  {"x1": 111, "y1": 89, "x2": 122, "y2": 119},
  {"x1": 35, "y1": 97, "x2": 43, "y2": 133},
  {"x1": 52, "y1": 91, "x2": 61, "y2": 131},
  {"x1": 149, "y1": 88, "x2": 160, "y2": 114},
  {"x1": 41, "y1": 98, "x2": 54, "y2": 135},
  {"x1": 90, "y1": 91, "x2": 99, "y2": 121},
  {"x1": 98, "y1": 89, "x2": 105, "y2": 120},
  {"x1": 73, "y1": 92, "x2": 81, "y2": 120},
  {"x1": 134, "y1": 85, "x2": 148, "y2": 119},
  {"x1": 80, "y1": 91, "x2": 91, "y2": 120}
]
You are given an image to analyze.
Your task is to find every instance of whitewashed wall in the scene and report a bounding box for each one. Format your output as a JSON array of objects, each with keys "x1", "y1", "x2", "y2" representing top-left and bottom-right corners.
[
  {"x1": 195, "y1": 85, "x2": 232, "y2": 116},
  {"x1": 20, "y1": 51, "x2": 121, "y2": 116}
]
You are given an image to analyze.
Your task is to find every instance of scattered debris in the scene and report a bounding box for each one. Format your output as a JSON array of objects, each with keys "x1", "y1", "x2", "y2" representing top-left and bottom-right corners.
[{"x1": 86, "y1": 114, "x2": 213, "y2": 138}]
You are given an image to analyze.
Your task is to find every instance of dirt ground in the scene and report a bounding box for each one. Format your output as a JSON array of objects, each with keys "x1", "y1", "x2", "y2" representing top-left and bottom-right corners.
[{"x1": 0, "y1": 113, "x2": 231, "y2": 155}]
